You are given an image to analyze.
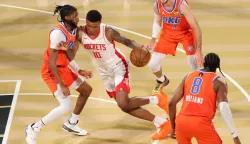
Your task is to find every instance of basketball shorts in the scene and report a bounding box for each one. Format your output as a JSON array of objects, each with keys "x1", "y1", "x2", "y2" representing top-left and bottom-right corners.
[
  {"x1": 99, "y1": 60, "x2": 130, "y2": 98},
  {"x1": 175, "y1": 114, "x2": 222, "y2": 144},
  {"x1": 154, "y1": 30, "x2": 196, "y2": 56},
  {"x1": 41, "y1": 65, "x2": 84, "y2": 94}
]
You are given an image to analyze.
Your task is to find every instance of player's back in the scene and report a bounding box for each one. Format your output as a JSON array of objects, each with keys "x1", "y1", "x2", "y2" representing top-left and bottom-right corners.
[
  {"x1": 81, "y1": 24, "x2": 126, "y2": 67},
  {"x1": 156, "y1": 0, "x2": 191, "y2": 35},
  {"x1": 179, "y1": 70, "x2": 219, "y2": 120}
]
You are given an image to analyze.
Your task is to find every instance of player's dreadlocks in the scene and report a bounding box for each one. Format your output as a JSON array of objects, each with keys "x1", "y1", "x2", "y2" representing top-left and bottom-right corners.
[
  {"x1": 203, "y1": 53, "x2": 225, "y2": 77},
  {"x1": 53, "y1": 5, "x2": 77, "y2": 28}
]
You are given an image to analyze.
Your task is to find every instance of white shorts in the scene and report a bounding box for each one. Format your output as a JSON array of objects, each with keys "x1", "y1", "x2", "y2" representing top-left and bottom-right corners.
[{"x1": 99, "y1": 60, "x2": 130, "y2": 98}]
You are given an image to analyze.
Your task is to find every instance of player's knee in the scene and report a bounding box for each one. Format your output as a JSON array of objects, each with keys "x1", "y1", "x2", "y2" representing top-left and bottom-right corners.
[
  {"x1": 149, "y1": 58, "x2": 161, "y2": 72},
  {"x1": 78, "y1": 83, "x2": 92, "y2": 97},
  {"x1": 117, "y1": 102, "x2": 131, "y2": 113},
  {"x1": 59, "y1": 97, "x2": 72, "y2": 114},
  {"x1": 84, "y1": 85, "x2": 92, "y2": 97}
]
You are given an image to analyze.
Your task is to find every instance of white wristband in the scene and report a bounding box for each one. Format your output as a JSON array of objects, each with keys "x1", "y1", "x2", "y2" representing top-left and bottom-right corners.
[
  {"x1": 152, "y1": 13, "x2": 161, "y2": 38},
  {"x1": 68, "y1": 60, "x2": 80, "y2": 73},
  {"x1": 219, "y1": 102, "x2": 238, "y2": 138}
]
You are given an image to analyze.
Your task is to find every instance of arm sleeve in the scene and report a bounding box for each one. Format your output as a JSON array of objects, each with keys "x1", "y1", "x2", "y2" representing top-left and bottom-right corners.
[
  {"x1": 152, "y1": 13, "x2": 162, "y2": 38},
  {"x1": 50, "y1": 29, "x2": 67, "y2": 49},
  {"x1": 219, "y1": 101, "x2": 238, "y2": 138}
]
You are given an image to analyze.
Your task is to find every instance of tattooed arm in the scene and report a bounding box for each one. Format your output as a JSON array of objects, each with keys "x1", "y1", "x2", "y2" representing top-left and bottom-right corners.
[{"x1": 106, "y1": 26, "x2": 142, "y2": 49}]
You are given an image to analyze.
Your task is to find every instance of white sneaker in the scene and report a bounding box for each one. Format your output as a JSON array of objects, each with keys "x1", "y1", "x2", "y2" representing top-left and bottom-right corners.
[
  {"x1": 25, "y1": 123, "x2": 37, "y2": 144},
  {"x1": 62, "y1": 121, "x2": 88, "y2": 136}
]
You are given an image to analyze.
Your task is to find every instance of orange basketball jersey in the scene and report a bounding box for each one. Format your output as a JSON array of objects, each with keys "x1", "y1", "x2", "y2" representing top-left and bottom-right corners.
[
  {"x1": 156, "y1": 0, "x2": 191, "y2": 35},
  {"x1": 179, "y1": 70, "x2": 220, "y2": 120},
  {"x1": 43, "y1": 22, "x2": 77, "y2": 67}
]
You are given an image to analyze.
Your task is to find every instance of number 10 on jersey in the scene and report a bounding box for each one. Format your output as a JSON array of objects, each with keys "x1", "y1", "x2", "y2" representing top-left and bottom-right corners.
[{"x1": 93, "y1": 52, "x2": 102, "y2": 58}]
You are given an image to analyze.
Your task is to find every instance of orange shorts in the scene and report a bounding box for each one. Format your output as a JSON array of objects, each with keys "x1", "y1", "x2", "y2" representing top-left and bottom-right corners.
[
  {"x1": 175, "y1": 114, "x2": 222, "y2": 144},
  {"x1": 154, "y1": 30, "x2": 196, "y2": 56},
  {"x1": 41, "y1": 64, "x2": 78, "y2": 94}
]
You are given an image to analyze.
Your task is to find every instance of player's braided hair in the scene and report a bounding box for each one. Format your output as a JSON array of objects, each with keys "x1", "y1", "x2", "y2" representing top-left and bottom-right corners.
[
  {"x1": 53, "y1": 5, "x2": 77, "y2": 22},
  {"x1": 204, "y1": 53, "x2": 225, "y2": 77}
]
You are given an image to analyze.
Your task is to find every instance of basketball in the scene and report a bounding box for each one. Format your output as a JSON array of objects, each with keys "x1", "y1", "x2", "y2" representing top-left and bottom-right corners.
[{"x1": 130, "y1": 47, "x2": 151, "y2": 67}]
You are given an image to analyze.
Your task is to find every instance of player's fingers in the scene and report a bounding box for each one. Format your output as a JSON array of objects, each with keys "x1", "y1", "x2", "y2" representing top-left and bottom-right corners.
[{"x1": 63, "y1": 91, "x2": 69, "y2": 96}]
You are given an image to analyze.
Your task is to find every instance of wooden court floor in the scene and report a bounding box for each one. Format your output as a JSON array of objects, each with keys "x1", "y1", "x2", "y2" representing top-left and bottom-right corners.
[{"x1": 0, "y1": 0, "x2": 250, "y2": 143}]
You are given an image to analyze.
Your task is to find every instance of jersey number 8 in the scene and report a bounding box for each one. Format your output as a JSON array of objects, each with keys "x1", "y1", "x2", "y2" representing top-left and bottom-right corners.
[{"x1": 190, "y1": 77, "x2": 203, "y2": 95}]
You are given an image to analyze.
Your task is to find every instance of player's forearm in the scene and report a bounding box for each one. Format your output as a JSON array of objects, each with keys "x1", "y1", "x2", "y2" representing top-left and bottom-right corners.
[
  {"x1": 219, "y1": 101, "x2": 238, "y2": 138},
  {"x1": 49, "y1": 61, "x2": 64, "y2": 86},
  {"x1": 169, "y1": 102, "x2": 177, "y2": 130},
  {"x1": 195, "y1": 27, "x2": 202, "y2": 53},
  {"x1": 124, "y1": 39, "x2": 142, "y2": 49},
  {"x1": 66, "y1": 49, "x2": 75, "y2": 61}
]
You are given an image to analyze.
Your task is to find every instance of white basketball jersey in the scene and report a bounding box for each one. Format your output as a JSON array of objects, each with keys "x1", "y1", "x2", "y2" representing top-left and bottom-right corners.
[{"x1": 81, "y1": 24, "x2": 127, "y2": 67}]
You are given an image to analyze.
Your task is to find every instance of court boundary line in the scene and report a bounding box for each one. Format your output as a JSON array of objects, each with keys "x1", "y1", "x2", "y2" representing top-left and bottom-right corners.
[
  {"x1": 1, "y1": 80, "x2": 22, "y2": 144},
  {"x1": 0, "y1": 4, "x2": 249, "y2": 103},
  {"x1": 2, "y1": 92, "x2": 165, "y2": 143}
]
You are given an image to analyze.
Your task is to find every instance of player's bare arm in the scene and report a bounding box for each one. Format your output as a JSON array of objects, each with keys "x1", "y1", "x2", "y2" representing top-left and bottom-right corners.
[
  {"x1": 49, "y1": 49, "x2": 70, "y2": 96},
  {"x1": 65, "y1": 27, "x2": 82, "y2": 61},
  {"x1": 107, "y1": 26, "x2": 142, "y2": 49},
  {"x1": 180, "y1": 1, "x2": 202, "y2": 52},
  {"x1": 49, "y1": 49, "x2": 64, "y2": 85},
  {"x1": 180, "y1": 1, "x2": 203, "y2": 66},
  {"x1": 214, "y1": 78, "x2": 241, "y2": 144},
  {"x1": 169, "y1": 76, "x2": 186, "y2": 138}
]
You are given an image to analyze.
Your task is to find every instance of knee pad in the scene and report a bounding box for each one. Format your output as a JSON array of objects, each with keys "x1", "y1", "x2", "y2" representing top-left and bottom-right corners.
[
  {"x1": 59, "y1": 97, "x2": 72, "y2": 113},
  {"x1": 54, "y1": 89, "x2": 72, "y2": 113},
  {"x1": 149, "y1": 52, "x2": 165, "y2": 73},
  {"x1": 187, "y1": 55, "x2": 198, "y2": 71}
]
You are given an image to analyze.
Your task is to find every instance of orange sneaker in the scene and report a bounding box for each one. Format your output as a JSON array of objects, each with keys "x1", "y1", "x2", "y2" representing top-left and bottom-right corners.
[
  {"x1": 152, "y1": 121, "x2": 171, "y2": 140},
  {"x1": 153, "y1": 91, "x2": 169, "y2": 114}
]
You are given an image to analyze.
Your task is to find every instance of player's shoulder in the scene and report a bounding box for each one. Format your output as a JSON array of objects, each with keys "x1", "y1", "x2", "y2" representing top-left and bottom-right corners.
[
  {"x1": 50, "y1": 29, "x2": 65, "y2": 38},
  {"x1": 179, "y1": 0, "x2": 191, "y2": 12},
  {"x1": 213, "y1": 76, "x2": 227, "y2": 92},
  {"x1": 105, "y1": 25, "x2": 115, "y2": 36}
]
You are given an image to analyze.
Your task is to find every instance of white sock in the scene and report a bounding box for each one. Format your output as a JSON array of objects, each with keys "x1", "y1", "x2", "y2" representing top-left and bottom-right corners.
[
  {"x1": 69, "y1": 113, "x2": 79, "y2": 124},
  {"x1": 157, "y1": 75, "x2": 166, "y2": 82},
  {"x1": 153, "y1": 116, "x2": 167, "y2": 127},
  {"x1": 32, "y1": 120, "x2": 45, "y2": 130},
  {"x1": 149, "y1": 96, "x2": 158, "y2": 104}
]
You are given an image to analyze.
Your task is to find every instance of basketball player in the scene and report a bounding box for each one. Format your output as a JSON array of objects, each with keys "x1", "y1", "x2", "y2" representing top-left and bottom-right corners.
[
  {"x1": 25, "y1": 5, "x2": 93, "y2": 144},
  {"x1": 168, "y1": 53, "x2": 241, "y2": 144},
  {"x1": 60, "y1": 10, "x2": 171, "y2": 140},
  {"x1": 146, "y1": 0, "x2": 203, "y2": 94}
]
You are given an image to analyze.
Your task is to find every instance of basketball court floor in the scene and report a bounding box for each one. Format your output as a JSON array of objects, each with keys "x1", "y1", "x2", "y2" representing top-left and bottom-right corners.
[{"x1": 0, "y1": 0, "x2": 250, "y2": 144}]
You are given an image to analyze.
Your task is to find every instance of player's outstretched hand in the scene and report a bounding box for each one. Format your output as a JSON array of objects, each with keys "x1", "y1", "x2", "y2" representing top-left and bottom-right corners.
[
  {"x1": 78, "y1": 70, "x2": 93, "y2": 79},
  {"x1": 57, "y1": 41, "x2": 68, "y2": 51},
  {"x1": 144, "y1": 38, "x2": 156, "y2": 51},
  {"x1": 60, "y1": 84, "x2": 71, "y2": 96}
]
